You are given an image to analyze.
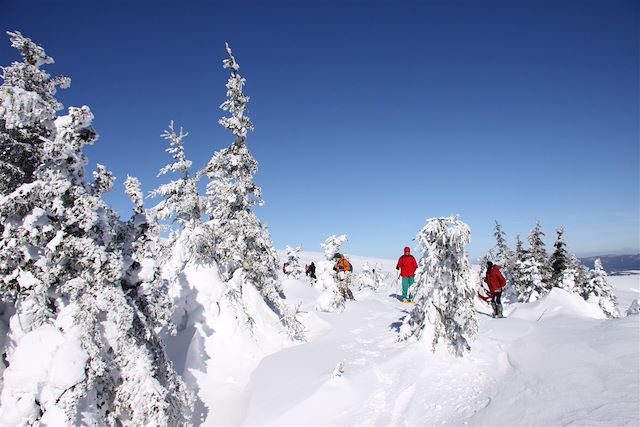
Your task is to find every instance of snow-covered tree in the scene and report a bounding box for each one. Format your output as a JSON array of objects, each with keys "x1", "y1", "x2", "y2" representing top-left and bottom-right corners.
[
  {"x1": 200, "y1": 43, "x2": 303, "y2": 340},
  {"x1": 355, "y1": 262, "x2": 385, "y2": 291},
  {"x1": 487, "y1": 221, "x2": 518, "y2": 302},
  {"x1": 493, "y1": 221, "x2": 513, "y2": 268},
  {"x1": 0, "y1": 34, "x2": 193, "y2": 425},
  {"x1": 283, "y1": 245, "x2": 305, "y2": 278},
  {"x1": 315, "y1": 235, "x2": 348, "y2": 312},
  {"x1": 550, "y1": 227, "x2": 571, "y2": 287},
  {"x1": 580, "y1": 258, "x2": 620, "y2": 318},
  {"x1": 121, "y1": 175, "x2": 175, "y2": 333},
  {"x1": 513, "y1": 251, "x2": 546, "y2": 303},
  {"x1": 399, "y1": 216, "x2": 477, "y2": 357},
  {"x1": 528, "y1": 221, "x2": 552, "y2": 287},
  {"x1": 320, "y1": 234, "x2": 347, "y2": 261},
  {"x1": 0, "y1": 31, "x2": 70, "y2": 196},
  {"x1": 149, "y1": 122, "x2": 202, "y2": 227}
]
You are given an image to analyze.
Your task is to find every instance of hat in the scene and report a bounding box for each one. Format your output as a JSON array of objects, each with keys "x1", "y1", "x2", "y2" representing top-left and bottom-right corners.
[
  {"x1": 404, "y1": 247, "x2": 410, "y2": 253},
  {"x1": 487, "y1": 261, "x2": 494, "y2": 269},
  {"x1": 334, "y1": 253, "x2": 342, "y2": 259}
]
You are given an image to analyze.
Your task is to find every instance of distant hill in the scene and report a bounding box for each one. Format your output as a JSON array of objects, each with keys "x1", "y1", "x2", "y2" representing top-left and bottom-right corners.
[{"x1": 579, "y1": 254, "x2": 640, "y2": 274}]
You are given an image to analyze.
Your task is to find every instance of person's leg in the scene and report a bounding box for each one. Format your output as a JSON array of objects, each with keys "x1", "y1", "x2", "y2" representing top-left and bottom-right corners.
[
  {"x1": 495, "y1": 291, "x2": 504, "y2": 317},
  {"x1": 401, "y1": 277, "x2": 411, "y2": 300},
  {"x1": 406, "y1": 277, "x2": 415, "y2": 301},
  {"x1": 491, "y1": 293, "x2": 498, "y2": 317}
]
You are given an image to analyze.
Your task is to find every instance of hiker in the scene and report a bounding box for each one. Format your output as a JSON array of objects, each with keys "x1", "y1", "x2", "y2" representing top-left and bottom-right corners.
[
  {"x1": 484, "y1": 261, "x2": 507, "y2": 318},
  {"x1": 305, "y1": 262, "x2": 317, "y2": 282},
  {"x1": 396, "y1": 246, "x2": 418, "y2": 302},
  {"x1": 282, "y1": 262, "x2": 288, "y2": 275},
  {"x1": 333, "y1": 253, "x2": 355, "y2": 300}
]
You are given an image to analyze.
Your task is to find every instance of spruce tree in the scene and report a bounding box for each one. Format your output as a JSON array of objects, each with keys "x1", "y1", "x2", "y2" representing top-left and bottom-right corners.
[
  {"x1": 399, "y1": 216, "x2": 477, "y2": 357},
  {"x1": 0, "y1": 34, "x2": 193, "y2": 425},
  {"x1": 528, "y1": 221, "x2": 551, "y2": 287},
  {"x1": 284, "y1": 245, "x2": 305, "y2": 279},
  {"x1": 0, "y1": 31, "x2": 70, "y2": 195},
  {"x1": 550, "y1": 227, "x2": 571, "y2": 287},
  {"x1": 201, "y1": 43, "x2": 303, "y2": 340},
  {"x1": 355, "y1": 262, "x2": 385, "y2": 291},
  {"x1": 511, "y1": 233, "x2": 546, "y2": 303},
  {"x1": 492, "y1": 221, "x2": 517, "y2": 302},
  {"x1": 581, "y1": 258, "x2": 620, "y2": 318},
  {"x1": 315, "y1": 234, "x2": 348, "y2": 312}
]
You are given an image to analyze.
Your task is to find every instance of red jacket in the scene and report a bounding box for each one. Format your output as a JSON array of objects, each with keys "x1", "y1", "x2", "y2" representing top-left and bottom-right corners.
[
  {"x1": 485, "y1": 266, "x2": 507, "y2": 293},
  {"x1": 396, "y1": 254, "x2": 418, "y2": 277}
]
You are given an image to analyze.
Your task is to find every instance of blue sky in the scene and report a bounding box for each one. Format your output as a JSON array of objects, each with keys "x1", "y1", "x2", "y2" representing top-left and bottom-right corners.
[{"x1": 2, "y1": 0, "x2": 638, "y2": 260}]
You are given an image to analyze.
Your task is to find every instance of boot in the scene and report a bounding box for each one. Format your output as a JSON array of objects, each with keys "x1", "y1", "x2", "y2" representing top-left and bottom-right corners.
[{"x1": 496, "y1": 303, "x2": 504, "y2": 318}]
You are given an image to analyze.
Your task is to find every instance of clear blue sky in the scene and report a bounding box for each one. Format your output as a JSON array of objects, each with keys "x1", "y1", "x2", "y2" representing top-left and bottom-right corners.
[{"x1": 2, "y1": 0, "x2": 638, "y2": 260}]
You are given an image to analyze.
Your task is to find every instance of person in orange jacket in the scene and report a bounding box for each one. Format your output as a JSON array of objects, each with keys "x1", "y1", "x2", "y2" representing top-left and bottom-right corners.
[
  {"x1": 396, "y1": 247, "x2": 418, "y2": 302},
  {"x1": 333, "y1": 253, "x2": 355, "y2": 300},
  {"x1": 484, "y1": 261, "x2": 507, "y2": 318}
]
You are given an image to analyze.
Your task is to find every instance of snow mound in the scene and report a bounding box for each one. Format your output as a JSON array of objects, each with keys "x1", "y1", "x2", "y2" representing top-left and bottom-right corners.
[{"x1": 509, "y1": 287, "x2": 607, "y2": 321}]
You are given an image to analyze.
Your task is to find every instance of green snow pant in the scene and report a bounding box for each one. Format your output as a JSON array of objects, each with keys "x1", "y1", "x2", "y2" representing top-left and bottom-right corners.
[{"x1": 401, "y1": 276, "x2": 415, "y2": 300}]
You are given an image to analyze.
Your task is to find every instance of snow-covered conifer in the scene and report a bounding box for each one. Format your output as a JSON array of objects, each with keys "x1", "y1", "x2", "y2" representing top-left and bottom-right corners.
[
  {"x1": 0, "y1": 34, "x2": 193, "y2": 425},
  {"x1": 149, "y1": 122, "x2": 202, "y2": 227},
  {"x1": 315, "y1": 235, "x2": 348, "y2": 312},
  {"x1": 528, "y1": 221, "x2": 552, "y2": 287},
  {"x1": 0, "y1": 31, "x2": 70, "y2": 195},
  {"x1": 321, "y1": 234, "x2": 348, "y2": 260},
  {"x1": 399, "y1": 216, "x2": 477, "y2": 357},
  {"x1": 490, "y1": 221, "x2": 517, "y2": 302},
  {"x1": 200, "y1": 43, "x2": 303, "y2": 340},
  {"x1": 581, "y1": 258, "x2": 620, "y2": 318},
  {"x1": 493, "y1": 221, "x2": 513, "y2": 268},
  {"x1": 355, "y1": 262, "x2": 385, "y2": 291},
  {"x1": 550, "y1": 227, "x2": 571, "y2": 287},
  {"x1": 284, "y1": 245, "x2": 305, "y2": 278},
  {"x1": 513, "y1": 251, "x2": 546, "y2": 303},
  {"x1": 122, "y1": 175, "x2": 174, "y2": 333}
]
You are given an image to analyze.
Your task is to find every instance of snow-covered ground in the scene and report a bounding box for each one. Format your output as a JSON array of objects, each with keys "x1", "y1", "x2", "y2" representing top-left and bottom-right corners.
[{"x1": 180, "y1": 253, "x2": 639, "y2": 426}]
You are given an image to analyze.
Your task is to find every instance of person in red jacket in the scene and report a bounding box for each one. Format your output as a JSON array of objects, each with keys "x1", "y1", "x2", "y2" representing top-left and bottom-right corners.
[
  {"x1": 484, "y1": 261, "x2": 507, "y2": 318},
  {"x1": 396, "y1": 247, "x2": 419, "y2": 302}
]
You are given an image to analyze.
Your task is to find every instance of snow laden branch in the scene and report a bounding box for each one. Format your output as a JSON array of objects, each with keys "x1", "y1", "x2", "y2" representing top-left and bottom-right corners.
[
  {"x1": 0, "y1": 33, "x2": 193, "y2": 425},
  {"x1": 399, "y1": 216, "x2": 477, "y2": 357},
  {"x1": 197, "y1": 43, "x2": 304, "y2": 341}
]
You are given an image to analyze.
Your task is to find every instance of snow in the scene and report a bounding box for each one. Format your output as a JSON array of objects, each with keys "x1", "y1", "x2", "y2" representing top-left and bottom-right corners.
[
  {"x1": 167, "y1": 254, "x2": 639, "y2": 426},
  {"x1": 0, "y1": 324, "x2": 87, "y2": 426}
]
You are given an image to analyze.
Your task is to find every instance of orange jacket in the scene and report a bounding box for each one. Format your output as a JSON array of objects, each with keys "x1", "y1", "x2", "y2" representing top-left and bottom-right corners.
[{"x1": 335, "y1": 257, "x2": 352, "y2": 272}]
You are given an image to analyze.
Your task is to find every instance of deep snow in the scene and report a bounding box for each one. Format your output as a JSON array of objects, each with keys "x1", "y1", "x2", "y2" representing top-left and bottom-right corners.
[{"x1": 178, "y1": 252, "x2": 639, "y2": 426}]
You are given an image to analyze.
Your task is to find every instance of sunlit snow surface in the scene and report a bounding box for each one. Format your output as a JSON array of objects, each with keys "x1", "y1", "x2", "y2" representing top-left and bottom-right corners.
[{"x1": 174, "y1": 252, "x2": 638, "y2": 426}]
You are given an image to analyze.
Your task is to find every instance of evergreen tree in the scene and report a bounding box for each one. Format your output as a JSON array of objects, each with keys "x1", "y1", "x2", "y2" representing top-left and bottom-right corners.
[
  {"x1": 315, "y1": 234, "x2": 348, "y2": 312},
  {"x1": 0, "y1": 34, "x2": 193, "y2": 425},
  {"x1": 399, "y1": 216, "x2": 477, "y2": 357},
  {"x1": 550, "y1": 227, "x2": 571, "y2": 287},
  {"x1": 0, "y1": 31, "x2": 70, "y2": 195},
  {"x1": 122, "y1": 175, "x2": 175, "y2": 333},
  {"x1": 283, "y1": 245, "x2": 304, "y2": 278},
  {"x1": 492, "y1": 221, "x2": 517, "y2": 302},
  {"x1": 355, "y1": 262, "x2": 385, "y2": 291},
  {"x1": 528, "y1": 221, "x2": 551, "y2": 287},
  {"x1": 201, "y1": 43, "x2": 303, "y2": 340},
  {"x1": 581, "y1": 259, "x2": 620, "y2": 318},
  {"x1": 570, "y1": 254, "x2": 591, "y2": 295},
  {"x1": 511, "y1": 233, "x2": 546, "y2": 303},
  {"x1": 493, "y1": 221, "x2": 513, "y2": 268}
]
